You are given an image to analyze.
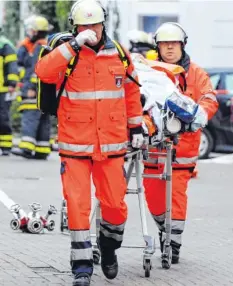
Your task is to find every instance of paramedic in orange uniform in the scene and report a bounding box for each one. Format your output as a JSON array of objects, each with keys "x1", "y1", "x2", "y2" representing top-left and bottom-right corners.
[
  {"x1": 35, "y1": 1, "x2": 143, "y2": 285},
  {"x1": 143, "y1": 22, "x2": 218, "y2": 264}
]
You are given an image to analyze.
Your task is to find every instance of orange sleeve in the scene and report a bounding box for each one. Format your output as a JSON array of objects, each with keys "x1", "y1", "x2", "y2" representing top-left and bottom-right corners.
[
  {"x1": 196, "y1": 69, "x2": 219, "y2": 120},
  {"x1": 123, "y1": 49, "x2": 143, "y2": 128},
  {"x1": 35, "y1": 42, "x2": 76, "y2": 84}
]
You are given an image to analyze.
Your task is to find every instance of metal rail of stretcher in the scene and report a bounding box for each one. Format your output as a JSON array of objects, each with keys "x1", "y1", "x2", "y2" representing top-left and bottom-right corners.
[{"x1": 60, "y1": 141, "x2": 174, "y2": 276}]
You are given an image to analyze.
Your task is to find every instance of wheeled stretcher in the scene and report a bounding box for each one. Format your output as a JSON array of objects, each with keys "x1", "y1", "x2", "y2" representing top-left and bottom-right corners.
[{"x1": 60, "y1": 139, "x2": 175, "y2": 277}]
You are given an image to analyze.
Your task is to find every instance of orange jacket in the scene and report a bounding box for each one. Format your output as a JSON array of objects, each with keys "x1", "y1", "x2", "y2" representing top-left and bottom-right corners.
[
  {"x1": 145, "y1": 62, "x2": 218, "y2": 168},
  {"x1": 174, "y1": 62, "x2": 218, "y2": 163},
  {"x1": 35, "y1": 37, "x2": 142, "y2": 160}
]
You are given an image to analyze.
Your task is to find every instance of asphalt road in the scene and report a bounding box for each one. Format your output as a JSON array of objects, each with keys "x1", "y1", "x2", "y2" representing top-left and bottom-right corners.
[{"x1": 0, "y1": 152, "x2": 233, "y2": 286}]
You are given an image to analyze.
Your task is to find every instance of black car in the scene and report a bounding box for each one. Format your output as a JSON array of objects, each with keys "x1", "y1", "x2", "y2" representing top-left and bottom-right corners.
[{"x1": 199, "y1": 68, "x2": 233, "y2": 159}]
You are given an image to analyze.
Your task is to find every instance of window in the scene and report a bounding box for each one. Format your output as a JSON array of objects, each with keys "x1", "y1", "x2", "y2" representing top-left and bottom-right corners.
[
  {"x1": 139, "y1": 16, "x2": 178, "y2": 34},
  {"x1": 225, "y1": 74, "x2": 233, "y2": 92},
  {"x1": 209, "y1": 74, "x2": 221, "y2": 90}
]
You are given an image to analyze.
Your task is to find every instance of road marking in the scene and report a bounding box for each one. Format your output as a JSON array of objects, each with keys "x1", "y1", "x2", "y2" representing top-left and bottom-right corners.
[
  {"x1": 0, "y1": 189, "x2": 27, "y2": 217},
  {"x1": 201, "y1": 154, "x2": 233, "y2": 164}
]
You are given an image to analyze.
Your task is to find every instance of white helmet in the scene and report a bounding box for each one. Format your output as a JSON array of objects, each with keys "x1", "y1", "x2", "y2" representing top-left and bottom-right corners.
[
  {"x1": 154, "y1": 22, "x2": 188, "y2": 44},
  {"x1": 69, "y1": 0, "x2": 105, "y2": 26},
  {"x1": 127, "y1": 30, "x2": 154, "y2": 45}
]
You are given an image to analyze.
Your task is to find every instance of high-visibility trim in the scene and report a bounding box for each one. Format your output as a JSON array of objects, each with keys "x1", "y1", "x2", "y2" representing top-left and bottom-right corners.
[
  {"x1": 7, "y1": 74, "x2": 19, "y2": 82},
  {"x1": 65, "y1": 56, "x2": 76, "y2": 76},
  {"x1": 35, "y1": 146, "x2": 51, "y2": 154},
  {"x1": 71, "y1": 230, "x2": 91, "y2": 242},
  {"x1": 30, "y1": 77, "x2": 38, "y2": 83},
  {"x1": 21, "y1": 136, "x2": 36, "y2": 144},
  {"x1": 0, "y1": 141, "x2": 13, "y2": 148},
  {"x1": 202, "y1": 93, "x2": 217, "y2": 102},
  {"x1": 101, "y1": 219, "x2": 125, "y2": 231},
  {"x1": 152, "y1": 213, "x2": 165, "y2": 223},
  {"x1": 49, "y1": 138, "x2": 55, "y2": 145},
  {"x1": 172, "y1": 220, "x2": 185, "y2": 232},
  {"x1": 100, "y1": 141, "x2": 128, "y2": 153},
  {"x1": 152, "y1": 213, "x2": 165, "y2": 231},
  {"x1": 158, "y1": 156, "x2": 198, "y2": 164},
  {"x1": 71, "y1": 248, "x2": 93, "y2": 261},
  {"x1": 0, "y1": 135, "x2": 13, "y2": 140},
  {"x1": 17, "y1": 104, "x2": 38, "y2": 112},
  {"x1": 128, "y1": 116, "x2": 143, "y2": 125},
  {"x1": 19, "y1": 141, "x2": 35, "y2": 151},
  {"x1": 70, "y1": 230, "x2": 92, "y2": 261},
  {"x1": 58, "y1": 44, "x2": 73, "y2": 61},
  {"x1": 100, "y1": 220, "x2": 125, "y2": 242},
  {"x1": 171, "y1": 219, "x2": 185, "y2": 245},
  {"x1": 0, "y1": 86, "x2": 9, "y2": 92},
  {"x1": 59, "y1": 89, "x2": 125, "y2": 100},
  {"x1": 21, "y1": 99, "x2": 37, "y2": 104},
  {"x1": 36, "y1": 141, "x2": 51, "y2": 147},
  {"x1": 112, "y1": 40, "x2": 129, "y2": 69},
  {"x1": 124, "y1": 70, "x2": 138, "y2": 84},
  {"x1": 58, "y1": 142, "x2": 94, "y2": 153},
  {"x1": 19, "y1": 67, "x2": 26, "y2": 80},
  {"x1": 4, "y1": 54, "x2": 17, "y2": 64}
]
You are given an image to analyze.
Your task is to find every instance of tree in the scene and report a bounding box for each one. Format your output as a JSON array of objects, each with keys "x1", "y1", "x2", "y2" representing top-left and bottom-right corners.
[
  {"x1": 2, "y1": 1, "x2": 20, "y2": 45},
  {"x1": 55, "y1": 0, "x2": 73, "y2": 32},
  {"x1": 29, "y1": 1, "x2": 60, "y2": 33},
  {"x1": 30, "y1": 0, "x2": 73, "y2": 33}
]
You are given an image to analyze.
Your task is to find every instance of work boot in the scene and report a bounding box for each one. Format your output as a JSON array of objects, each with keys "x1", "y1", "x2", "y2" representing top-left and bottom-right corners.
[
  {"x1": 171, "y1": 241, "x2": 180, "y2": 264},
  {"x1": 34, "y1": 153, "x2": 48, "y2": 160},
  {"x1": 100, "y1": 248, "x2": 118, "y2": 280},
  {"x1": 11, "y1": 148, "x2": 34, "y2": 159},
  {"x1": 73, "y1": 273, "x2": 91, "y2": 286},
  {"x1": 1, "y1": 149, "x2": 10, "y2": 156}
]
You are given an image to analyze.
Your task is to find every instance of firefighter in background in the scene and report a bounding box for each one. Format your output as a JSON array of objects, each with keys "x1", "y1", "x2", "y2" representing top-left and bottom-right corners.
[
  {"x1": 0, "y1": 27, "x2": 19, "y2": 155},
  {"x1": 12, "y1": 15, "x2": 52, "y2": 160},
  {"x1": 35, "y1": 1, "x2": 143, "y2": 285},
  {"x1": 143, "y1": 22, "x2": 218, "y2": 264},
  {"x1": 127, "y1": 29, "x2": 158, "y2": 60}
]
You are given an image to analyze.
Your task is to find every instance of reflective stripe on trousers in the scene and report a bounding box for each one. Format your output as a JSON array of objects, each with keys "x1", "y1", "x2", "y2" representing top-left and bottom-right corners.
[
  {"x1": 0, "y1": 134, "x2": 13, "y2": 149},
  {"x1": 70, "y1": 230, "x2": 93, "y2": 275},
  {"x1": 152, "y1": 214, "x2": 185, "y2": 246},
  {"x1": 146, "y1": 156, "x2": 198, "y2": 165},
  {"x1": 99, "y1": 219, "x2": 125, "y2": 250}
]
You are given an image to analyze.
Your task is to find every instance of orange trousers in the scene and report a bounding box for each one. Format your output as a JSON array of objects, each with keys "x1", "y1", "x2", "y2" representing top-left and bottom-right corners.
[
  {"x1": 143, "y1": 165, "x2": 192, "y2": 221},
  {"x1": 60, "y1": 157, "x2": 127, "y2": 230}
]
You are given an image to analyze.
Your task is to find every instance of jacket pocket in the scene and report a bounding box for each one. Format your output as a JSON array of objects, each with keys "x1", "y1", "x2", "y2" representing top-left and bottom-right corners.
[
  {"x1": 108, "y1": 65, "x2": 125, "y2": 76},
  {"x1": 109, "y1": 111, "x2": 126, "y2": 121},
  {"x1": 66, "y1": 112, "x2": 94, "y2": 123}
]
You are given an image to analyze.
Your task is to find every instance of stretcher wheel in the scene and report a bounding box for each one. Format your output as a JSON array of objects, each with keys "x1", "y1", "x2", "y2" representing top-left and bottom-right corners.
[
  {"x1": 161, "y1": 260, "x2": 171, "y2": 269},
  {"x1": 161, "y1": 246, "x2": 172, "y2": 269},
  {"x1": 93, "y1": 249, "x2": 100, "y2": 265},
  {"x1": 143, "y1": 259, "x2": 151, "y2": 278}
]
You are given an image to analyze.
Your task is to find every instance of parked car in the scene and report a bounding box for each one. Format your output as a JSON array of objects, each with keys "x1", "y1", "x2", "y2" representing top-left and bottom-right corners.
[{"x1": 199, "y1": 68, "x2": 233, "y2": 159}]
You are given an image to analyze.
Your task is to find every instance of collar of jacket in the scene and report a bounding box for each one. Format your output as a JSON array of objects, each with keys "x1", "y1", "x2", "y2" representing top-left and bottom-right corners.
[
  {"x1": 158, "y1": 50, "x2": 191, "y2": 73},
  {"x1": 103, "y1": 36, "x2": 116, "y2": 50},
  {"x1": 177, "y1": 51, "x2": 190, "y2": 72}
]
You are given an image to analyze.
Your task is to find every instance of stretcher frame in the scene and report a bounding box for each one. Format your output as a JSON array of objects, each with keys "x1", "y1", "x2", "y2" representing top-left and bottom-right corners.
[{"x1": 60, "y1": 140, "x2": 174, "y2": 277}]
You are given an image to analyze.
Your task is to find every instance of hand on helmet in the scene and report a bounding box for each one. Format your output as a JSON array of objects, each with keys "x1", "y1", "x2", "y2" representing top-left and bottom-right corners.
[{"x1": 75, "y1": 30, "x2": 97, "y2": 46}]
